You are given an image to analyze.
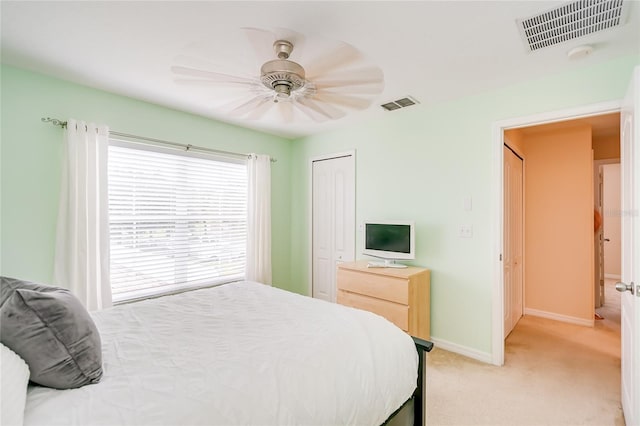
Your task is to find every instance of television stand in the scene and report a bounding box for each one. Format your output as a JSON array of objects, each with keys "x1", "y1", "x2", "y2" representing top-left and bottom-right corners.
[
  {"x1": 366, "y1": 260, "x2": 408, "y2": 269},
  {"x1": 337, "y1": 260, "x2": 431, "y2": 339}
]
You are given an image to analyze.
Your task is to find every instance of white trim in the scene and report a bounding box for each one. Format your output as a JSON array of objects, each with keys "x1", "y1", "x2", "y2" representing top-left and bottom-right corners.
[
  {"x1": 491, "y1": 121, "x2": 506, "y2": 366},
  {"x1": 494, "y1": 100, "x2": 621, "y2": 130},
  {"x1": 307, "y1": 150, "x2": 357, "y2": 297},
  {"x1": 429, "y1": 337, "x2": 493, "y2": 364},
  {"x1": 491, "y1": 100, "x2": 622, "y2": 366},
  {"x1": 524, "y1": 309, "x2": 595, "y2": 327},
  {"x1": 605, "y1": 273, "x2": 622, "y2": 280}
]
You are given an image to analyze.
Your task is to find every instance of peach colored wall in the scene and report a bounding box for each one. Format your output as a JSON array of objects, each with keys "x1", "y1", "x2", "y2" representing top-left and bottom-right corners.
[
  {"x1": 593, "y1": 134, "x2": 621, "y2": 160},
  {"x1": 523, "y1": 125, "x2": 594, "y2": 321},
  {"x1": 603, "y1": 163, "x2": 622, "y2": 276}
]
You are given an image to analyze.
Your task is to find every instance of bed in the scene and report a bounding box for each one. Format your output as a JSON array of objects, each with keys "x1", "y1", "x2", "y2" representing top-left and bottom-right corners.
[{"x1": 6, "y1": 280, "x2": 432, "y2": 425}]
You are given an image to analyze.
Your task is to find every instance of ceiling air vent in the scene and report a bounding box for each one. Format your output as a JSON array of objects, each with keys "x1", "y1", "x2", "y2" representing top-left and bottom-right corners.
[
  {"x1": 381, "y1": 96, "x2": 420, "y2": 111},
  {"x1": 517, "y1": 0, "x2": 630, "y2": 52}
]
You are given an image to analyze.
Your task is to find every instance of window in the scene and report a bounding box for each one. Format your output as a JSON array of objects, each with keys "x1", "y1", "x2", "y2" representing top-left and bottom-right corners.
[{"x1": 108, "y1": 140, "x2": 247, "y2": 303}]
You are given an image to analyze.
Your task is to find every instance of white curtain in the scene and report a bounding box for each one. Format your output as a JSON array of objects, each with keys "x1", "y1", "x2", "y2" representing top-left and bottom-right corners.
[
  {"x1": 246, "y1": 154, "x2": 272, "y2": 285},
  {"x1": 53, "y1": 119, "x2": 112, "y2": 310}
]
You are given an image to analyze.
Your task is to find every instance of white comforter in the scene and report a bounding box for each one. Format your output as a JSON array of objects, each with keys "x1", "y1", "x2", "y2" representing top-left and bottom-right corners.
[{"x1": 24, "y1": 281, "x2": 418, "y2": 426}]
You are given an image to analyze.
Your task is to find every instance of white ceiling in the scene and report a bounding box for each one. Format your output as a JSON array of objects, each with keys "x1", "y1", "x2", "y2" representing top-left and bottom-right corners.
[{"x1": 2, "y1": 1, "x2": 639, "y2": 139}]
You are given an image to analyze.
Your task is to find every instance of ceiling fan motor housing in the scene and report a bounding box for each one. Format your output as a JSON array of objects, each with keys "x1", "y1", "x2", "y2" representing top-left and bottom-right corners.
[{"x1": 260, "y1": 59, "x2": 306, "y2": 99}]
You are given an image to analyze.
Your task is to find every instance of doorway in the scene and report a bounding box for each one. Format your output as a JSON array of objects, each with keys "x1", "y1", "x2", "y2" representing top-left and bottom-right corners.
[
  {"x1": 504, "y1": 118, "x2": 611, "y2": 326},
  {"x1": 491, "y1": 100, "x2": 622, "y2": 366},
  {"x1": 310, "y1": 151, "x2": 356, "y2": 302}
]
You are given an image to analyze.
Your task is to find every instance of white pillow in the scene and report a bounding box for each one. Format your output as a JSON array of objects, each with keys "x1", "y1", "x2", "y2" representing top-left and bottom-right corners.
[{"x1": 1, "y1": 343, "x2": 30, "y2": 426}]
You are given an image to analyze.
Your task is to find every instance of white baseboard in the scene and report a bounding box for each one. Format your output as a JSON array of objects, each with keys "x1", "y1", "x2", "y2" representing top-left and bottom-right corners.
[
  {"x1": 428, "y1": 337, "x2": 493, "y2": 364},
  {"x1": 604, "y1": 273, "x2": 621, "y2": 280},
  {"x1": 525, "y1": 308, "x2": 594, "y2": 327}
]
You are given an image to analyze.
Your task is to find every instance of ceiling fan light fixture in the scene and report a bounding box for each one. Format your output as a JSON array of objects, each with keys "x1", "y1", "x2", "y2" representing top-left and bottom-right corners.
[
  {"x1": 173, "y1": 28, "x2": 384, "y2": 122},
  {"x1": 260, "y1": 59, "x2": 306, "y2": 99},
  {"x1": 274, "y1": 83, "x2": 291, "y2": 95}
]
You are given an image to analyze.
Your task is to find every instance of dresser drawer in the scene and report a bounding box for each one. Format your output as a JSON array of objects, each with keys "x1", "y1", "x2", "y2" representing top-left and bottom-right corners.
[
  {"x1": 337, "y1": 290, "x2": 409, "y2": 331},
  {"x1": 337, "y1": 269, "x2": 408, "y2": 304}
]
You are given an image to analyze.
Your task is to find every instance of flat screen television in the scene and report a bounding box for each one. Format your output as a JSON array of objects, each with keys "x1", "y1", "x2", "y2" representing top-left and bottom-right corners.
[{"x1": 363, "y1": 220, "x2": 415, "y2": 268}]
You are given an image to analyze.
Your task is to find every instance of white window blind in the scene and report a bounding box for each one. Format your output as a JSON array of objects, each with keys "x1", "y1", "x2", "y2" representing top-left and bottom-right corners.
[{"x1": 108, "y1": 141, "x2": 247, "y2": 303}]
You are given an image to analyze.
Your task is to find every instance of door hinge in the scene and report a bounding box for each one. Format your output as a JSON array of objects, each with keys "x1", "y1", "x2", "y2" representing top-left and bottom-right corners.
[{"x1": 500, "y1": 254, "x2": 503, "y2": 261}]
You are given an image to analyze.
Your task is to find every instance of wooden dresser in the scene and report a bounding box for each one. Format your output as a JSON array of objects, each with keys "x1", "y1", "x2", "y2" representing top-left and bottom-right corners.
[{"x1": 336, "y1": 260, "x2": 430, "y2": 339}]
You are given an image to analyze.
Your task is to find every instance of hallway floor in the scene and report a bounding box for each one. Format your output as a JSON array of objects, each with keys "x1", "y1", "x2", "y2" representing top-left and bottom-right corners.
[{"x1": 426, "y1": 279, "x2": 623, "y2": 425}]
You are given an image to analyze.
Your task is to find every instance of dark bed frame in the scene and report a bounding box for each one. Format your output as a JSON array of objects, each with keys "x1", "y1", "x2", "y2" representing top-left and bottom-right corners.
[{"x1": 383, "y1": 337, "x2": 434, "y2": 426}]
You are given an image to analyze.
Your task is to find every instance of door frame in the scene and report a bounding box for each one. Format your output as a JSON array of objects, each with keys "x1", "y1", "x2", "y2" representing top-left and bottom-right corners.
[
  {"x1": 491, "y1": 100, "x2": 622, "y2": 366},
  {"x1": 307, "y1": 150, "x2": 356, "y2": 296}
]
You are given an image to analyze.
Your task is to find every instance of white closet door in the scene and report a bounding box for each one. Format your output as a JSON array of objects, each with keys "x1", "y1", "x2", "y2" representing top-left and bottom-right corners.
[
  {"x1": 312, "y1": 155, "x2": 355, "y2": 302},
  {"x1": 504, "y1": 145, "x2": 524, "y2": 338}
]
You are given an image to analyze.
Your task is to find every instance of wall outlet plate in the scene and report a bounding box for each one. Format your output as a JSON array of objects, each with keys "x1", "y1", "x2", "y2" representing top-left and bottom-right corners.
[{"x1": 459, "y1": 225, "x2": 473, "y2": 238}]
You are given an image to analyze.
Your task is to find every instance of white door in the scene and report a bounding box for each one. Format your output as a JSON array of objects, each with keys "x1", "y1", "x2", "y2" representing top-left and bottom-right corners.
[
  {"x1": 503, "y1": 145, "x2": 524, "y2": 338},
  {"x1": 312, "y1": 154, "x2": 355, "y2": 302},
  {"x1": 603, "y1": 163, "x2": 622, "y2": 280},
  {"x1": 595, "y1": 166, "x2": 605, "y2": 307},
  {"x1": 619, "y1": 66, "x2": 639, "y2": 426}
]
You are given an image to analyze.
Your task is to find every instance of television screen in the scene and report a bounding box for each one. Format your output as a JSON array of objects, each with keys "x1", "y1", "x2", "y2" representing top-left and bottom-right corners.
[
  {"x1": 363, "y1": 220, "x2": 415, "y2": 263},
  {"x1": 365, "y1": 223, "x2": 412, "y2": 254}
]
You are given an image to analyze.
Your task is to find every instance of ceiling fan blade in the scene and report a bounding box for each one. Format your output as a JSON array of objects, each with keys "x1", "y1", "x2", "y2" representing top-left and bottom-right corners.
[
  {"x1": 313, "y1": 93, "x2": 373, "y2": 110},
  {"x1": 314, "y1": 82, "x2": 385, "y2": 95},
  {"x1": 173, "y1": 54, "x2": 234, "y2": 75},
  {"x1": 241, "y1": 27, "x2": 277, "y2": 62},
  {"x1": 312, "y1": 66, "x2": 384, "y2": 86},
  {"x1": 174, "y1": 80, "x2": 253, "y2": 103},
  {"x1": 305, "y1": 42, "x2": 363, "y2": 80},
  {"x1": 247, "y1": 97, "x2": 275, "y2": 120},
  {"x1": 227, "y1": 95, "x2": 272, "y2": 117},
  {"x1": 173, "y1": 78, "x2": 255, "y2": 88},
  {"x1": 292, "y1": 101, "x2": 325, "y2": 122},
  {"x1": 296, "y1": 97, "x2": 345, "y2": 121},
  {"x1": 171, "y1": 66, "x2": 256, "y2": 85}
]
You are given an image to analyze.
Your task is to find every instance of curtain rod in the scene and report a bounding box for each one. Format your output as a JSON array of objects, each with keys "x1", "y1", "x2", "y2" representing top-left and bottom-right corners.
[{"x1": 41, "y1": 117, "x2": 277, "y2": 163}]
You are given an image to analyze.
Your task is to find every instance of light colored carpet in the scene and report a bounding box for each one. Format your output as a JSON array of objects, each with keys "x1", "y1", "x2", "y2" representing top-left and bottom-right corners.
[{"x1": 426, "y1": 280, "x2": 623, "y2": 426}]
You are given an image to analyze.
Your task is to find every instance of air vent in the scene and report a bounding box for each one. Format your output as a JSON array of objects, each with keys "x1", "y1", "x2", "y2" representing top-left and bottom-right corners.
[
  {"x1": 517, "y1": 0, "x2": 629, "y2": 52},
  {"x1": 381, "y1": 96, "x2": 420, "y2": 111}
]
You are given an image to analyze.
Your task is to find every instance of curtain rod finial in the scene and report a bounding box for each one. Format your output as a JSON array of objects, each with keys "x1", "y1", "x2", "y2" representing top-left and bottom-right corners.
[{"x1": 41, "y1": 117, "x2": 67, "y2": 128}]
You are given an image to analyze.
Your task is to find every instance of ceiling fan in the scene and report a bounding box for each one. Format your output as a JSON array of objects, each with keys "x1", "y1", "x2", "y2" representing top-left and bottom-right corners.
[{"x1": 171, "y1": 28, "x2": 384, "y2": 123}]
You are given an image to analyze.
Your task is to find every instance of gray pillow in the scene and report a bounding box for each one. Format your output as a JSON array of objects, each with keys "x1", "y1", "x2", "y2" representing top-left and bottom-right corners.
[{"x1": 0, "y1": 276, "x2": 103, "y2": 389}]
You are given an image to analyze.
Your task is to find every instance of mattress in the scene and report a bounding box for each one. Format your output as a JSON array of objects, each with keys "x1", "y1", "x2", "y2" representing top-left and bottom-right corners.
[{"x1": 24, "y1": 281, "x2": 418, "y2": 425}]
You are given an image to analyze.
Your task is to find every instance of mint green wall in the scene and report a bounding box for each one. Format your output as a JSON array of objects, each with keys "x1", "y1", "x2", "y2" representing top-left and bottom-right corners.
[
  {"x1": 2, "y1": 56, "x2": 638, "y2": 356},
  {"x1": 290, "y1": 55, "x2": 639, "y2": 355},
  {"x1": 0, "y1": 65, "x2": 294, "y2": 291}
]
